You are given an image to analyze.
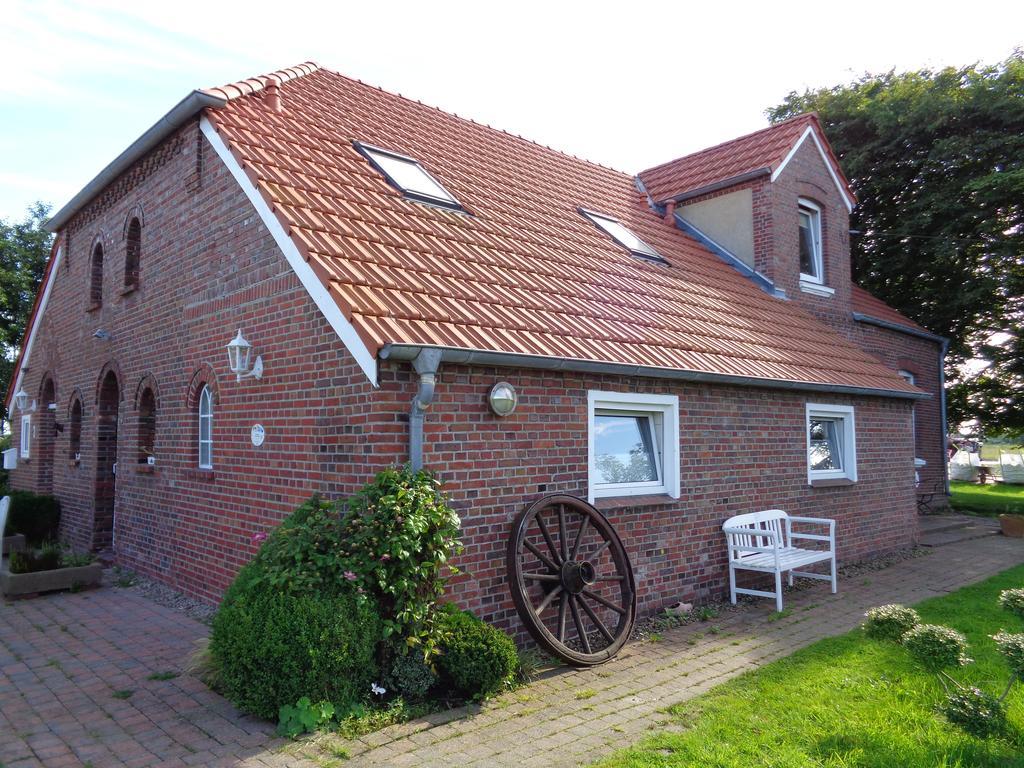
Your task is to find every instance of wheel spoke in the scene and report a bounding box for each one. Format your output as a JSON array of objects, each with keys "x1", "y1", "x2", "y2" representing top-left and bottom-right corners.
[
  {"x1": 523, "y1": 571, "x2": 559, "y2": 582},
  {"x1": 558, "y1": 504, "x2": 568, "y2": 561},
  {"x1": 524, "y1": 539, "x2": 559, "y2": 573},
  {"x1": 582, "y1": 588, "x2": 627, "y2": 615},
  {"x1": 596, "y1": 574, "x2": 624, "y2": 582},
  {"x1": 537, "y1": 585, "x2": 563, "y2": 617},
  {"x1": 535, "y1": 512, "x2": 562, "y2": 565},
  {"x1": 558, "y1": 593, "x2": 568, "y2": 642},
  {"x1": 579, "y1": 593, "x2": 615, "y2": 643},
  {"x1": 570, "y1": 515, "x2": 590, "y2": 561},
  {"x1": 588, "y1": 538, "x2": 611, "y2": 564},
  {"x1": 569, "y1": 596, "x2": 592, "y2": 654}
]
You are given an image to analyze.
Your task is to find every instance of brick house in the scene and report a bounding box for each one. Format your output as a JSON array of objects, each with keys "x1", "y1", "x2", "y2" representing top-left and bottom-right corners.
[{"x1": 5, "y1": 63, "x2": 946, "y2": 633}]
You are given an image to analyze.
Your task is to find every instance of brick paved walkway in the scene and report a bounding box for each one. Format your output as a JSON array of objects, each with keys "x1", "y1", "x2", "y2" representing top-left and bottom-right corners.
[{"x1": 3, "y1": 534, "x2": 1023, "y2": 768}]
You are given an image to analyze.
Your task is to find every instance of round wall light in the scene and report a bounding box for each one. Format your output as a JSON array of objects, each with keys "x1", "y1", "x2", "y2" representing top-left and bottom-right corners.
[{"x1": 488, "y1": 381, "x2": 518, "y2": 416}]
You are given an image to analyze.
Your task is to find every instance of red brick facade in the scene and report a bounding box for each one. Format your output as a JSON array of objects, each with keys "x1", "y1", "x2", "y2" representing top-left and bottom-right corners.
[{"x1": 8, "y1": 112, "x2": 940, "y2": 636}]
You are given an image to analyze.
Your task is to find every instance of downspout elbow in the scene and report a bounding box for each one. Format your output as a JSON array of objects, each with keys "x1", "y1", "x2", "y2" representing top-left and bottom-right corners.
[{"x1": 408, "y1": 349, "x2": 442, "y2": 471}]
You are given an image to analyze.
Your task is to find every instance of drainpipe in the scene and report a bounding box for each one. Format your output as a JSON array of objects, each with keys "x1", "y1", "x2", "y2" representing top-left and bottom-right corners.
[
  {"x1": 939, "y1": 337, "x2": 950, "y2": 496},
  {"x1": 408, "y1": 348, "x2": 442, "y2": 471}
]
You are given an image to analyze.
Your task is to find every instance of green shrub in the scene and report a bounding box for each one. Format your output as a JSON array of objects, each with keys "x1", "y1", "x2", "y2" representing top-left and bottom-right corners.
[
  {"x1": 340, "y1": 467, "x2": 462, "y2": 654},
  {"x1": 863, "y1": 604, "x2": 921, "y2": 642},
  {"x1": 383, "y1": 650, "x2": 437, "y2": 702},
  {"x1": 210, "y1": 575, "x2": 381, "y2": 720},
  {"x1": 8, "y1": 542, "x2": 62, "y2": 574},
  {"x1": 998, "y1": 588, "x2": 1024, "y2": 620},
  {"x1": 992, "y1": 630, "x2": 1024, "y2": 678},
  {"x1": 901, "y1": 624, "x2": 972, "y2": 671},
  {"x1": 940, "y1": 687, "x2": 1007, "y2": 738},
  {"x1": 6, "y1": 491, "x2": 61, "y2": 544},
  {"x1": 436, "y1": 606, "x2": 518, "y2": 699}
]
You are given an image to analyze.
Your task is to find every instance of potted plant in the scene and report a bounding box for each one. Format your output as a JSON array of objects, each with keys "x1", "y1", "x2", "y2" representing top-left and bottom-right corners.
[
  {"x1": 999, "y1": 511, "x2": 1024, "y2": 538},
  {"x1": 1, "y1": 542, "x2": 102, "y2": 598}
]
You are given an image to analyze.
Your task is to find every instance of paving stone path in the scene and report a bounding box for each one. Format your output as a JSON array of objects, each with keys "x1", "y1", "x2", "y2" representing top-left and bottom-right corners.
[{"x1": 2, "y1": 533, "x2": 1023, "y2": 768}]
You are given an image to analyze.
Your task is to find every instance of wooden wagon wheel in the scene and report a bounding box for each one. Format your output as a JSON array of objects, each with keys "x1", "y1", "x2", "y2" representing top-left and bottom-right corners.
[{"x1": 506, "y1": 494, "x2": 636, "y2": 666}]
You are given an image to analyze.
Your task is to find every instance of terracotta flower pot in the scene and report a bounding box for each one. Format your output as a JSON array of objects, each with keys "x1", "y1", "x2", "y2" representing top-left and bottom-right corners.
[{"x1": 999, "y1": 514, "x2": 1024, "y2": 538}]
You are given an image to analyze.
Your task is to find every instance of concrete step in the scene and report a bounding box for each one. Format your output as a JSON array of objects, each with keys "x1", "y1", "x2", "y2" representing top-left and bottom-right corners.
[{"x1": 919, "y1": 515, "x2": 1001, "y2": 547}]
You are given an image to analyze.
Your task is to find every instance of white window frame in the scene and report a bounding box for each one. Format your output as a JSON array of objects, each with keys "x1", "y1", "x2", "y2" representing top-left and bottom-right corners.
[
  {"x1": 198, "y1": 385, "x2": 213, "y2": 470},
  {"x1": 587, "y1": 390, "x2": 680, "y2": 503},
  {"x1": 353, "y1": 142, "x2": 463, "y2": 211},
  {"x1": 798, "y1": 199, "x2": 824, "y2": 285},
  {"x1": 579, "y1": 208, "x2": 668, "y2": 265},
  {"x1": 805, "y1": 403, "x2": 857, "y2": 484},
  {"x1": 20, "y1": 414, "x2": 31, "y2": 459}
]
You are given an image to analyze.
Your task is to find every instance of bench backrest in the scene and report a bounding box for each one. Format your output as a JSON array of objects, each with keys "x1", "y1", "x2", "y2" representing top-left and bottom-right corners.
[
  {"x1": 722, "y1": 509, "x2": 789, "y2": 550},
  {"x1": 0, "y1": 495, "x2": 9, "y2": 539}
]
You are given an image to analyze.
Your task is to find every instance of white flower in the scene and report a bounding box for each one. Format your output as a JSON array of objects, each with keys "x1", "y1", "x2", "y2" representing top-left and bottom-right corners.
[{"x1": 371, "y1": 683, "x2": 386, "y2": 696}]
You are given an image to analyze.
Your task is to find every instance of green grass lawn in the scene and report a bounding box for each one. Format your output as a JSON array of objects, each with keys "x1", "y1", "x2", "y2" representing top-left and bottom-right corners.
[
  {"x1": 950, "y1": 481, "x2": 1024, "y2": 516},
  {"x1": 596, "y1": 565, "x2": 1024, "y2": 768}
]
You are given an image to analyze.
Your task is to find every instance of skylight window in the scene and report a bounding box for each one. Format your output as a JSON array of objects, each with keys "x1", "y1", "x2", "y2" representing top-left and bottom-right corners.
[
  {"x1": 579, "y1": 209, "x2": 667, "y2": 264},
  {"x1": 354, "y1": 142, "x2": 462, "y2": 211}
]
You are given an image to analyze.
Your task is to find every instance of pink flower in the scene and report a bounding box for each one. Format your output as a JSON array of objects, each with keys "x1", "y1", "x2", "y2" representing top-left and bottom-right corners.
[
  {"x1": 344, "y1": 571, "x2": 358, "y2": 581},
  {"x1": 252, "y1": 532, "x2": 268, "y2": 544},
  {"x1": 380, "y1": 554, "x2": 391, "y2": 562}
]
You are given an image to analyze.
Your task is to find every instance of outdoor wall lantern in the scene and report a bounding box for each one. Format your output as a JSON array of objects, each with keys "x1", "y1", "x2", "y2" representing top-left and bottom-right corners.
[
  {"x1": 12, "y1": 387, "x2": 34, "y2": 412},
  {"x1": 488, "y1": 381, "x2": 518, "y2": 416},
  {"x1": 226, "y1": 329, "x2": 264, "y2": 382}
]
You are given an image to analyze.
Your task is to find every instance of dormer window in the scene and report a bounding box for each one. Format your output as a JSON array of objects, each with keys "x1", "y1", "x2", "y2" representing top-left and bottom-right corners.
[
  {"x1": 798, "y1": 199, "x2": 823, "y2": 283},
  {"x1": 354, "y1": 142, "x2": 463, "y2": 211},
  {"x1": 579, "y1": 209, "x2": 668, "y2": 265}
]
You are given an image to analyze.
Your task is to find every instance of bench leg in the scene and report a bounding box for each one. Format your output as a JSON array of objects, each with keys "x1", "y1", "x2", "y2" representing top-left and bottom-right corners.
[
  {"x1": 728, "y1": 564, "x2": 737, "y2": 605},
  {"x1": 788, "y1": 570, "x2": 793, "y2": 588},
  {"x1": 774, "y1": 570, "x2": 783, "y2": 612},
  {"x1": 830, "y1": 554, "x2": 837, "y2": 594}
]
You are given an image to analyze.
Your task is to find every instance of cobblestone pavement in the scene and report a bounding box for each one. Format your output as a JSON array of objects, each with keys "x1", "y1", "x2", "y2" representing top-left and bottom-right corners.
[{"x1": 3, "y1": 534, "x2": 1022, "y2": 768}]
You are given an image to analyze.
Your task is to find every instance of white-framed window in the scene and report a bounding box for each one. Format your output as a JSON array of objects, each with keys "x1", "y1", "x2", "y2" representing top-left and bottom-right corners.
[
  {"x1": 354, "y1": 142, "x2": 463, "y2": 211},
  {"x1": 198, "y1": 385, "x2": 213, "y2": 469},
  {"x1": 587, "y1": 391, "x2": 680, "y2": 502},
  {"x1": 19, "y1": 414, "x2": 31, "y2": 459},
  {"x1": 805, "y1": 403, "x2": 857, "y2": 484},
  {"x1": 579, "y1": 208, "x2": 668, "y2": 265},
  {"x1": 798, "y1": 199, "x2": 823, "y2": 283}
]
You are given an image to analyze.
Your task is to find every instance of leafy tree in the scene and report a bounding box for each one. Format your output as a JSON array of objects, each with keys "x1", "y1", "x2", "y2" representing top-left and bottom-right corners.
[
  {"x1": 768, "y1": 52, "x2": 1024, "y2": 434},
  {"x1": 0, "y1": 202, "x2": 52, "y2": 430}
]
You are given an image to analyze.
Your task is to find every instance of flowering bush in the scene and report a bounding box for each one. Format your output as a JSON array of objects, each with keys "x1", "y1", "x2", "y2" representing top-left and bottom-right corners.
[
  {"x1": 901, "y1": 624, "x2": 972, "y2": 671},
  {"x1": 940, "y1": 687, "x2": 1007, "y2": 738},
  {"x1": 863, "y1": 604, "x2": 921, "y2": 642},
  {"x1": 992, "y1": 630, "x2": 1024, "y2": 678},
  {"x1": 999, "y1": 588, "x2": 1024, "y2": 620}
]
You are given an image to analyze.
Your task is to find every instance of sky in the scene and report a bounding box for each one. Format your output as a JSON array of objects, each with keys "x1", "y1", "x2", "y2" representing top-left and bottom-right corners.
[{"x1": 0, "y1": 0, "x2": 1021, "y2": 224}]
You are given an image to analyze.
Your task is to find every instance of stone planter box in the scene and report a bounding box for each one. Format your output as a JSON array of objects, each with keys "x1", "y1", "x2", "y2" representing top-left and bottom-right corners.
[
  {"x1": 2, "y1": 534, "x2": 26, "y2": 556},
  {"x1": 1, "y1": 562, "x2": 103, "y2": 598},
  {"x1": 999, "y1": 514, "x2": 1024, "y2": 538}
]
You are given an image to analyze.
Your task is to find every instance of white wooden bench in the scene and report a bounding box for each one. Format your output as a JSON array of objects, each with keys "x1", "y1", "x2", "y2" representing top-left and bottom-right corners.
[{"x1": 722, "y1": 509, "x2": 836, "y2": 611}]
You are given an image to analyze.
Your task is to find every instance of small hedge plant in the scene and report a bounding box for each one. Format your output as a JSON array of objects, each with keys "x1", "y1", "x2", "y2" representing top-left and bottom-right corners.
[
  {"x1": 436, "y1": 605, "x2": 519, "y2": 699},
  {"x1": 863, "y1": 588, "x2": 1024, "y2": 739},
  {"x1": 6, "y1": 490, "x2": 61, "y2": 545}
]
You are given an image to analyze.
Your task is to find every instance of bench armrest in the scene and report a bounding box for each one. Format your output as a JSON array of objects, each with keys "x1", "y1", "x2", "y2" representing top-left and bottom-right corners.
[
  {"x1": 788, "y1": 515, "x2": 834, "y2": 528},
  {"x1": 790, "y1": 532, "x2": 833, "y2": 543}
]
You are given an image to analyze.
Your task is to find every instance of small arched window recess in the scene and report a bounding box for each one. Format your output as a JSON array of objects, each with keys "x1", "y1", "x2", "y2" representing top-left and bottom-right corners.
[
  {"x1": 198, "y1": 384, "x2": 213, "y2": 469},
  {"x1": 137, "y1": 387, "x2": 156, "y2": 464},
  {"x1": 89, "y1": 242, "x2": 104, "y2": 308},
  {"x1": 124, "y1": 218, "x2": 141, "y2": 287},
  {"x1": 69, "y1": 397, "x2": 83, "y2": 462}
]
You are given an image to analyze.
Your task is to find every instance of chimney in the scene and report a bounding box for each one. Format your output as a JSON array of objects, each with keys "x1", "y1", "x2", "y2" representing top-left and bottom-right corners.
[
  {"x1": 264, "y1": 76, "x2": 283, "y2": 113},
  {"x1": 663, "y1": 200, "x2": 675, "y2": 224}
]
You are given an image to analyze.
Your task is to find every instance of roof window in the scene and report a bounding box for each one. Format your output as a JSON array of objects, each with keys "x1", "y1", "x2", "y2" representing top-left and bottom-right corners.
[
  {"x1": 355, "y1": 142, "x2": 462, "y2": 211},
  {"x1": 579, "y1": 209, "x2": 667, "y2": 264}
]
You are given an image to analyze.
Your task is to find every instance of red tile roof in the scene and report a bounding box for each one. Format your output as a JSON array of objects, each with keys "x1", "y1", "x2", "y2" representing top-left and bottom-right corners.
[
  {"x1": 198, "y1": 65, "x2": 914, "y2": 395},
  {"x1": 851, "y1": 285, "x2": 931, "y2": 335},
  {"x1": 638, "y1": 113, "x2": 855, "y2": 206}
]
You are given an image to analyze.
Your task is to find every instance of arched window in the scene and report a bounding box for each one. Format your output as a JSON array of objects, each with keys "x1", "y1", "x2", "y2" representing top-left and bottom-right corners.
[
  {"x1": 90, "y1": 242, "x2": 104, "y2": 307},
  {"x1": 198, "y1": 384, "x2": 213, "y2": 469},
  {"x1": 125, "y1": 218, "x2": 141, "y2": 287},
  {"x1": 69, "y1": 397, "x2": 83, "y2": 462},
  {"x1": 137, "y1": 387, "x2": 156, "y2": 464}
]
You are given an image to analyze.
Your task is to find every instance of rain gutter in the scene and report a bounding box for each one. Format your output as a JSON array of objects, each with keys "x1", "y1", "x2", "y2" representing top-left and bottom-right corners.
[{"x1": 380, "y1": 344, "x2": 928, "y2": 401}]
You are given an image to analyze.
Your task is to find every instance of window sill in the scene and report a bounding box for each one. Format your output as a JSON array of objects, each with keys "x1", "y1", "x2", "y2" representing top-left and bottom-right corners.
[
  {"x1": 799, "y1": 279, "x2": 835, "y2": 298},
  {"x1": 593, "y1": 494, "x2": 677, "y2": 511},
  {"x1": 120, "y1": 283, "x2": 139, "y2": 296},
  {"x1": 185, "y1": 468, "x2": 215, "y2": 482},
  {"x1": 915, "y1": 458, "x2": 927, "y2": 467},
  {"x1": 809, "y1": 477, "x2": 855, "y2": 488},
  {"x1": 86, "y1": 302, "x2": 102, "y2": 313}
]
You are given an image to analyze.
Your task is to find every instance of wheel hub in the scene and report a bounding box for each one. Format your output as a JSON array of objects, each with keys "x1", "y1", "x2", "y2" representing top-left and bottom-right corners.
[{"x1": 561, "y1": 559, "x2": 597, "y2": 594}]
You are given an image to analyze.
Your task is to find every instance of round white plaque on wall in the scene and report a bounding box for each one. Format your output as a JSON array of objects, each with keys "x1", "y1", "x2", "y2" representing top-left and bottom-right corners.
[{"x1": 251, "y1": 424, "x2": 265, "y2": 447}]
